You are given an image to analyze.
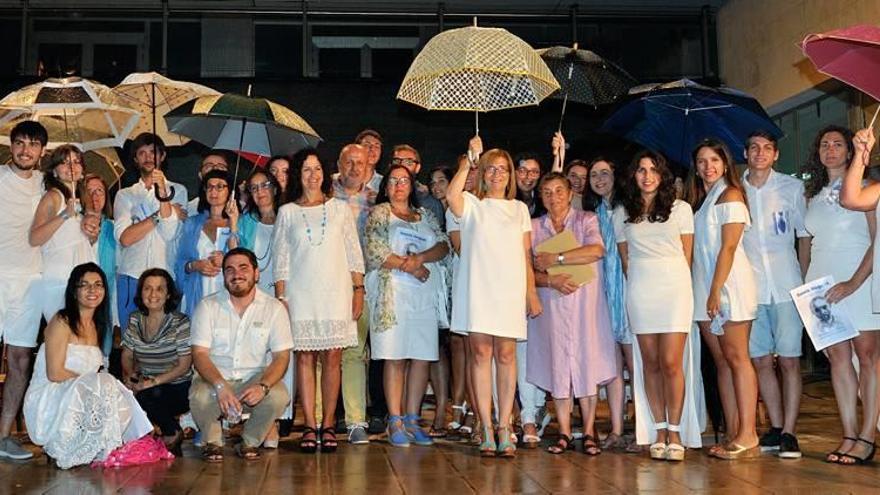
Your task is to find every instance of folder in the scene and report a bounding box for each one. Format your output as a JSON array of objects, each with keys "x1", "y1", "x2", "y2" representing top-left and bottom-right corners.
[{"x1": 534, "y1": 229, "x2": 595, "y2": 286}]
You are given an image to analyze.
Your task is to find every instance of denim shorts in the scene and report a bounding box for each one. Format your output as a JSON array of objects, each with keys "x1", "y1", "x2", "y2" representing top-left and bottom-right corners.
[{"x1": 748, "y1": 300, "x2": 804, "y2": 358}]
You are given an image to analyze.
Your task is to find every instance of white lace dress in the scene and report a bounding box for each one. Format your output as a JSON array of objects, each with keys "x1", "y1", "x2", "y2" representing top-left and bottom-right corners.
[
  {"x1": 23, "y1": 343, "x2": 153, "y2": 469},
  {"x1": 273, "y1": 198, "x2": 365, "y2": 350}
]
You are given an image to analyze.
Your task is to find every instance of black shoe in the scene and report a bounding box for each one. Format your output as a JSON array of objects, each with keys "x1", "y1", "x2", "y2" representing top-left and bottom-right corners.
[
  {"x1": 278, "y1": 419, "x2": 293, "y2": 438},
  {"x1": 759, "y1": 427, "x2": 783, "y2": 452},
  {"x1": 778, "y1": 433, "x2": 802, "y2": 459},
  {"x1": 367, "y1": 415, "x2": 387, "y2": 434}
]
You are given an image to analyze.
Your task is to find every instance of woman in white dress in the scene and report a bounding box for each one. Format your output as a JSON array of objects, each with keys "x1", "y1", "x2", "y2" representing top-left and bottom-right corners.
[
  {"x1": 273, "y1": 148, "x2": 365, "y2": 453},
  {"x1": 365, "y1": 164, "x2": 449, "y2": 447},
  {"x1": 613, "y1": 150, "x2": 700, "y2": 462},
  {"x1": 805, "y1": 126, "x2": 879, "y2": 465},
  {"x1": 28, "y1": 145, "x2": 97, "y2": 322},
  {"x1": 447, "y1": 137, "x2": 542, "y2": 458},
  {"x1": 23, "y1": 262, "x2": 152, "y2": 469},
  {"x1": 687, "y1": 139, "x2": 759, "y2": 459}
]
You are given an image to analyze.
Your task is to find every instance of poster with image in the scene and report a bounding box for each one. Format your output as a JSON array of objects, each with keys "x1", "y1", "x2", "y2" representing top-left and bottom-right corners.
[{"x1": 790, "y1": 276, "x2": 859, "y2": 351}]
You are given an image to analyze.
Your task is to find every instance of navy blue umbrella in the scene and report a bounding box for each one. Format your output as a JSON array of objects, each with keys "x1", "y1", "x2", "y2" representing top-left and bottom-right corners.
[{"x1": 599, "y1": 79, "x2": 783, "y2": 168}]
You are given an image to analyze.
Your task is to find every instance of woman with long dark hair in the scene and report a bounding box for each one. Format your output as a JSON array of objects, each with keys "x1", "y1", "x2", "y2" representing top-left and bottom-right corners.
[
  {"x1": 687, "y1": 139, "x2": 758, "y2": 459},
  {"x1": 804, "y1": 126, "x2": 879, "y2": 465},
  {"x1": 23, "y1": 263, "x2": 152, "y2": 469},
  {"x1": 613, "y1": 150, "x2": 702, "y2": 461}
]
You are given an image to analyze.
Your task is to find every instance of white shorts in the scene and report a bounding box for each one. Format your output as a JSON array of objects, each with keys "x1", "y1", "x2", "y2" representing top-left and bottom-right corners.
[{"x1": 0, "y1": 274, "x2": 43, "y2": 348}]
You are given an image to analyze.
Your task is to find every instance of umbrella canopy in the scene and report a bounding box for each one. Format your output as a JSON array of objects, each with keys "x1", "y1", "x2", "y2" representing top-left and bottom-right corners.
[
  {"x1": 600, "y1": 79, "x2": 783, "y2": 168},
  {"x1": 165, "y1": 92, "x2": 321, "y2": 158},
  {"x1": 537, "y1": 45, "x2": 637, "y2": 107},
  {"x1": 109, "y1": 72, "x2": 220, "y2": 146},
  {"x1": 802, "y1": 24, "x2": 880, "y2": 101},
  {"x1": 0, "y1": 145, "x2": 124, "y2": 188},
  {"x1": 397, "y1": 22, "x2": 559, "y2": 132},
  {"x1": 0, "y1": 77, "x2": 140, "y2": 151}
]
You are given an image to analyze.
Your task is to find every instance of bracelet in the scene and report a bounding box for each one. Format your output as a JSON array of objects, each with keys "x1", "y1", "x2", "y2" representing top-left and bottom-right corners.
[
  {"x1": 258, "y1": 382, "x2": 270, "y2": 396},
  {"x1": 213, "y1": 381, "x2": 226, "y2": 391},
  {"x1": 277, "y1": 295, "x2": 287, "y2": 301},
  {"x1": 59, "y1": 210, "x2": 70, "y2": 221}
]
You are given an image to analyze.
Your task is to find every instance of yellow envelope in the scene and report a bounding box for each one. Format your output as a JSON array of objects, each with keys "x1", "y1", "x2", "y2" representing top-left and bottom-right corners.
[{"x1": 535, "y1": 229, "x2": 595, "y2": 286}]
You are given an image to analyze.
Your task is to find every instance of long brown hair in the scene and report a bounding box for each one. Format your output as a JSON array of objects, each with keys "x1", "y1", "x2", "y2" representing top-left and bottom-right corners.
[
  {"x1": 686, "y1": 138, "x2": 748, "y2": 211},
  {"x1": 475, "y1": 148, "x2": 517, "y2": 200},
  {"x1": 621, "y1": 150, "x2": 675, "y2": 223}
]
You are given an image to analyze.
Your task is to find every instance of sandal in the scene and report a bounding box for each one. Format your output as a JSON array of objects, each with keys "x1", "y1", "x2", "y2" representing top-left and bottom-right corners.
[
  {"x1": 201, "y1": 443, "x2": 224, "y2": 463},
  {"x1": 320, "y1": 427, "x2": 338, "y2": 453},
  {"x1": 601, "y1": 432, "x2": 624, "y2": 451},
  {"x1": 428, "y1": 425, "x2": 448, "y2": 438},
  {"x1": 299, "y1": 427, "x2": 318, "y2": 454},
  {"x1": 479, "y1": 424, "x2": 496, "y2": 457},
  {"x1": 547, "y1": 434, "x2": 573, "y2": 455},
  {"x1": 582, "y1": 434, "x2": 602, "y2": 456},
  {"x1": 497, "y1": 426, "x2": 516, "y2": 458},
  {"x1": 712, "y1": 442, "x2": 760, "y2": 460},
  {"x1": 665, "y1": 423, "x2": 684, "y2": 462},
  {"x1": 649, "y1": 422, "x2": 668, "y2": 460},
  {"x1": 235, "y1": 443, "x2": 261, "y2": 460},
  {"x1": 826, "y1": 436, "x2": 858, "y2": 463},
  {"x1": 837, "y1": 437, "x2": 877, "y2": 465}
]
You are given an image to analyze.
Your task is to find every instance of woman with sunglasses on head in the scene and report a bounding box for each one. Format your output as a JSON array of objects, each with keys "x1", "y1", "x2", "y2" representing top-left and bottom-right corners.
[
  {"x1": 175, "y1": 170, "x2": 240, "y2": 316},
  {"x1": 80, "y1": 173, "x2": 118, "y2": 354}
]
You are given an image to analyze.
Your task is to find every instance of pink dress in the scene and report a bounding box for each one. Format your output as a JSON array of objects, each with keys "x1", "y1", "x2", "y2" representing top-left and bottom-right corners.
[{"x1": 526, "y1": 209, "x2": 617, "y2": 398}]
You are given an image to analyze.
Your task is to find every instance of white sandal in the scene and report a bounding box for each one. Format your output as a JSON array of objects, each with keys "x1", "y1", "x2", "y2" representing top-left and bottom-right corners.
[
  {"x1": 447, "y1": 403, "x2": 467, "y2": 431},
  {"x1": 665, "y1": 423, "x2": 685, "y2": 461},
  {"x1": 649, "y1": 422, "x2": 668, "y2": 460}
]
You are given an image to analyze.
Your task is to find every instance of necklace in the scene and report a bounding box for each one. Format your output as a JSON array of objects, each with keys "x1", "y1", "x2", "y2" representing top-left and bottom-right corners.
[{"x1": 300, "y1": 200, "x2": 327, "y2": 246}]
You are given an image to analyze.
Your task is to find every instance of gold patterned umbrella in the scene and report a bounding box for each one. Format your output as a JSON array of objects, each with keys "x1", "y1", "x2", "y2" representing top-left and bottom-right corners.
[
  {"x1": 397, "y1": 19, "x2": 559, "y2": 133},
  {"x1": 110, "y1": 72, "x2": 220, "y2": 146},
  {"x1": 0, "y1": 77, "x2": 140, "y2": 151},
  {"x1": 0, "y1": 145, "x2": 124, "y2": 188}
]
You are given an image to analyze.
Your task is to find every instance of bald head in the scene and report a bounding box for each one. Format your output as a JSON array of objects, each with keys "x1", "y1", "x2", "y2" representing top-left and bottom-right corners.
[{"x1": 338, "y1": 143, "x2": 369, "y2": 190}]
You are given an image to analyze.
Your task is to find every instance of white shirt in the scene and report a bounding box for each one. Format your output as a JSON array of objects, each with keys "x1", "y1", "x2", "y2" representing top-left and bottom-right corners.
[
  {"x1": 0, "y1": 166, "x2": 43, "y2": 276},
  {"x1": 113, "y1": 178, "x2": 187, "y2": 279},
  {"x1": 191, "y1": 289, "x2": 293, "y2": 381},
  {"x1": 742, "y1": 169, "x2": 808, "y2": 304}
]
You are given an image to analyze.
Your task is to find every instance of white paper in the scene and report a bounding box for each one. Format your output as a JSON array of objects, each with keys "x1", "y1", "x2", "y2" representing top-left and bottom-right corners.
[
  {"x1": 789, "y1": 276, "x2": 859, "y2": 351},
  {"x1": 391, "y1": 226, "x2": 434, "y2": 288},
  {"x1": 215, "y1": 226, "x2": 231, "y2": 251}
]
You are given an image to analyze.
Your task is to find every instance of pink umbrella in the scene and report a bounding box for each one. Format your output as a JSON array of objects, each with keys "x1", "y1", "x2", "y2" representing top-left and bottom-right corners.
[{"x1": 802, "y1": 24, "x2": 880, "y2": 124}]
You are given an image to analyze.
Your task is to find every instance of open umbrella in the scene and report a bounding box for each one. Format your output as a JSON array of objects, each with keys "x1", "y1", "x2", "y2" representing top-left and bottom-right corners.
[
  {"x1": 0, "y1": 77, "x2": 140, "y2": 151},
  {"x1": 802, "y1": 24, "x2": 880, "y2": 127},
  {"x1": 0, "y1": 145, "x2": 124, "y2": 188},
  {"x1": 600, "y1": 78, "x2": 783, "y2": 168},
  {"x1": 109, "y1": 72, "x2": 220, "y2": 146},
  {"x1": 397, "y1": 18, "x2": 559, "y2": 134},
  {"x1": 165, "y1": 90, "x2": 321, "y2": 185},
  {"x1": 537, "y1": 44, "x2": 637, "y2": 131}
]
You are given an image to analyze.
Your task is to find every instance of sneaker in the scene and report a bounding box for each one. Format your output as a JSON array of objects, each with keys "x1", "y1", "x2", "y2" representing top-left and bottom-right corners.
[
  {"x1": 347, "y1": 424, "x2": 370, "y2": 445},
  {"x1": 367, "y1": 415, "x2": 387, "y2": 434},
  {"x1": 403, "y1": 414, "x2": 434, "y2": 446},
  {"x1": 778, "y1": 433, "x2": 802, "y2": 459},
  {"x1": 759, "y1": 427, "x2": 783, "y2": 452},
  {"x1": 386, "y1": 416, "x2": 410, "y2": 448},
  {"x1": 0, "y1": 437, "x2": 33, "y2": 460}
]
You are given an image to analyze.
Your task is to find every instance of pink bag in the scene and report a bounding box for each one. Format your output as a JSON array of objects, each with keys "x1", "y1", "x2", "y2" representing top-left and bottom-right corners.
[{"x1": 91, "y1": 435, "x2": 175, "y2": 469}]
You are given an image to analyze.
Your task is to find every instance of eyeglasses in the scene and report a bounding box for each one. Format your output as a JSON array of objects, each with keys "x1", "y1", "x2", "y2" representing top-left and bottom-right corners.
[
  {"x1": 388, "y1": 177, "x2": 412, "y2": 186},
  {"x1": 516, "y1": 168, "x2": 541, "y2": 179},
  {"x1": 392, "y1": 157, "x2": 419, "y2": 167},
  {"x1": 206, "y1": 184, "x2": 229, "y2": 192},
  {"x1": 485, "y1": 166, "x2": 510, "y2": 176},
  {"x1": 76, "y1": 281, "x2": 105, "y2": 291},
  {"x1": 248, "y1": 181, "x2": 274, "y2": 193}
]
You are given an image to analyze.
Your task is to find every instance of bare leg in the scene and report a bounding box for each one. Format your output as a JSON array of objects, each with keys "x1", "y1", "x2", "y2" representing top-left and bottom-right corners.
[
  {"x1": 607, "y1": 343, "x2": 626, "y2": 437},
  {"x1": 753, "y1": 354, "x2": 783, "y2": 430},
  {"x1": 555, "y1": 398, "x2": 573, "y2": 437},
  {"x1": 494, "y1": 338, "x2": 517, "y2": 430},
  {"x1": 405, "y1": 360, "x2": 431, "y2": 416},
  {"x1": 578, "y1": 395, "x2": 599, "y2": 439},
  {"x1": 384, "y1": 360, "x2": 406, "y2": 417},
  {"x1": 449, "y1": 334, "x2": 467, "y2": 425},
  {"x1": 699, "y1": 323, "x2": 739, "y2": 439},
  {"x1": 0, "y1": 346, "x2": 33, "y2": 438},
  {"x1": 778, "y1": 356, "x2": 802, "y2": 435},
  {"x1": 840, "y1": 332, "x2": 880, "y2": 462},
  {"x1": 720, "y1": 321, "x2": 759, "y2": 448},
  {"x1": 429, "y1": 349, "x2": 450, "y2": 429},
  {"x1": 319, "y1": 349, "x2": 343, "y2": 430},
  {"x1": 659, "y1": 333, "x2": 688, "y2": 446},
  {"x1": 468, "y1": 333, "x2": 495, "y2": 435},
  {"x1": 636, "y1": 334, "x2": 667, "y2": 444},
  {"x1": 296, "y1": 351, "x2": 318, "y2": 429}
]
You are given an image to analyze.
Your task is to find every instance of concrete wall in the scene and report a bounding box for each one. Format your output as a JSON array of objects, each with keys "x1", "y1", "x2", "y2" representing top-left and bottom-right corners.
[{"x1": 717, "y1": 0, "x2": 880, "y2": 108}]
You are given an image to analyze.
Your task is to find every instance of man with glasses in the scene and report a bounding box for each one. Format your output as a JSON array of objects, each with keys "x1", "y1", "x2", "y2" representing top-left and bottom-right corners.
[
  {"x1": 114, "y1": 133, "x2": 188, "y2": 331},
  {"x1": 0, "y1": 122, "x2": 49, "y2": 460},
  {"x1": 514, "y1": 152, "x2": 544, "y2": 217},
  {"x1": 355, "y1": 129, "x2": 384, "y2": 191},
  {"x1": 391, "y1": 144, "x2": 444, "y2": 222}
]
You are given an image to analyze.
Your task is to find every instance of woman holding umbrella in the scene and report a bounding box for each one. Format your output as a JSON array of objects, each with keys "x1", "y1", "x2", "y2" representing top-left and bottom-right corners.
[{"x1": 81, "y1": 173, "x2": 118, "y2": 354}]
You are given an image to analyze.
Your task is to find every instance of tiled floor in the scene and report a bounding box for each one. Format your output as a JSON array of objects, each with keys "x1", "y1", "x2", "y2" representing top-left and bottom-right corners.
[{"x1": 2, "y1": 380, "x2": 880, "y2": 494}]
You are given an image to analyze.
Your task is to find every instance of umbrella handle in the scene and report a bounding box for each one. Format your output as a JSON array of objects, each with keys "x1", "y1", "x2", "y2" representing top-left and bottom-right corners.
[
  {"x1": 474, "y1": 110, "x2": 479, "y2": 136},
  {"x1": 154, "y1": 184, "x2": 176, "y2": 202},
  {"x1": 870, "y1": 105, "x2": 880, "y2": 130}
]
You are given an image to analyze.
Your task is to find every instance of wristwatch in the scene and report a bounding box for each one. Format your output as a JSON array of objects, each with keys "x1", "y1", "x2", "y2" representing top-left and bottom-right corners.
[
  {"x1": 556, "y1": 253, "x2": 565, "y2": 265},
  {"x1": 258, "y1": 382, "x2": 271, "y2": 396}
]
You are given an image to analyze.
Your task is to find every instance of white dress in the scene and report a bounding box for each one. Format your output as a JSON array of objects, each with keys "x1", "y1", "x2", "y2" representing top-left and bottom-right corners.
[
  {"x1": 23, "y1": 343, "x2": 153, "y2": 469},
  {"x1": 873, "y1": 198, "x2": 880, "y2": 313},
  {"x1": 807, "y1": 180, "x2": 880, "y2": 331},
  {"x1": 273, "y1": 198, "x2": 365, "y2": 350},
  {"x1": 197, "y1": 230, "x2": 224, "y2": 297},
  {"x1": 692, "y1": 179, "x2": 758, "y2": 322},
  {"x1": 613, "y1": 199, "x2": 694, "y2": 333},
  {"x1": 367, "y1": 214, "x2": 441, "y2": 361},
  {"x1": 451, "y1": 192, "x2": 531, "y2": 339}
]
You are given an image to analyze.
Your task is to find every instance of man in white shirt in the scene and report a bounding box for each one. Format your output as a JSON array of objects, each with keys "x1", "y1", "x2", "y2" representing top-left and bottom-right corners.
[
  {"x1": 190, "y1": 247, "x2": 292, "y2": 461},
  {"x1": 0, "y1": 122, "x2": 48, "y2": 460},
  {"x1": 113, "y1": 133, "x2": 187, "y2": 329},
  {"x1": 741, "y1": 130, "x2": 808, "y2": 459},
  {"x1": 187, "y1": 150, "x2": 230, "y2": 216}
]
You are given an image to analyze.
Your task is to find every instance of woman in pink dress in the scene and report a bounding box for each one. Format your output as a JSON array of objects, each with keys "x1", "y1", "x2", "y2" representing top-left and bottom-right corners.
[{"x1": 527, "y1": 172, "x2": 617, "y2": 455}]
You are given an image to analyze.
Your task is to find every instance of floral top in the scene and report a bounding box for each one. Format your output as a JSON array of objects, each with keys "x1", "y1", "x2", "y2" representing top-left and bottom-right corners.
[{"x1": 364, "y1": 203, "x2": 449, "y2": 332}]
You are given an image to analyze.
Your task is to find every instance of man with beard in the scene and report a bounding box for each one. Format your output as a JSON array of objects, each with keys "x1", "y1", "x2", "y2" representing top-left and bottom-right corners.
[
  {"x1": 189, "y1": 247, "x2": 292, "y2": 461},
  {"x1": 113, "y1": 133, "x2": 188, "y2": 328},
  {"x1": 514, "y1": 152, "x2": 544, "y2": 218},
  {"x1": 0, "y1": 121, "x2": 48, "y2": 460}
]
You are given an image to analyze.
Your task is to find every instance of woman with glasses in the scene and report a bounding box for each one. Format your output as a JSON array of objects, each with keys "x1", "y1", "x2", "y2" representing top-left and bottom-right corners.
[
  {"x1": 28, "y1": 145, "x2": 97, "y2": 324},
  {"x1": 447, "y1": 137, "x2": 542, "y2": 458},
  {"x1": 23, "y1": 263, "x2": 152, "y2": 469},
  {"x1": 175, "y1": 170, "x2": 239, "y2": 316},
  {"x1": 365, "y1": 164, "x2": 449, "y2": 447},
  {"x1": 80, "y1": 174, "x2": 118, "y2": 354}
]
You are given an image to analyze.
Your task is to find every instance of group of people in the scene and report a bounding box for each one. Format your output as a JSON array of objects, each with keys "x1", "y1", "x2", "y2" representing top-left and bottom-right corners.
[{"x1": 1, "y1": 116, "x2": 879, "y2": 468}]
